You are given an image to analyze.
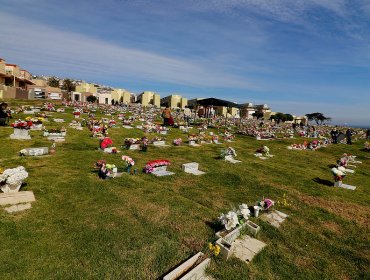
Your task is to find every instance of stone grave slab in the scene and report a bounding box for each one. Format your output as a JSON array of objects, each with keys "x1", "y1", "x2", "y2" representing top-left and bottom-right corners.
[
  {"x1": 20, "y1": 147, "x2": 48, "y2": 156},
  {"x1": 153, "y1": 141, "x2": 169, "y2": 147},
  {"x1": 189, "y1": 142, "x2": 200, "y2": 147},
  {"x1": 0, "y1": 191, "x2": 36, "y2": 206},
  {"x1": 225, "y1": 155, "x2": 241, "y2": 164},
  {"x1": 10, "y1": 129, "x2": 31, "y2": 140},
  {"x1": 53, "y1": 118, "x2": 65, "y2": 123},
  {"x1": 260, "y1": 210, "x2": 288, "y2": 228},
  {"x1": 48, "y1": 136, "x2": 65, "y2": 142},
  {"x1": 24, "y1": 110, "x2": 35, "y2": 114},
  {"x1": 163, "y1": 252, "x2": 214, "y2": 280},
  {"x1": 152, "y1": 170, "x2": 175, "y2": 177},
  {"x1": 4, "y1": 203, "x2": 32, "y2": 213},
  {"x1": 345, "y1": 169, "x2": 355, "y2": 174},
  {"x1": 123, "y1": 125, "x2": 133, "y2": 129},
  {"x1": 338, "y1": 184, "x2": 356, "y2": 190},
  {"x1": 128, "y1": 144, "x2": 141, "y2": 150},
  {"x1": 232, "y1": 235, "x2": 267, "y2": 263},
  {"x1": 182, "y1": 162, "x2": 205, "y2": 175}
]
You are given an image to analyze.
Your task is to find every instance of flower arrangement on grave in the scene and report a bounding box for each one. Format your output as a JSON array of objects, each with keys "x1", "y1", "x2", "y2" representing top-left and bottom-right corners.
[
  {"x1": 220, "y1": 147, "x2": 237, "y2": 158},
  {"x1": 150, "y1": 137, "x2": 165, "y2": 143},
  {"x1": 73, "y1": 111, "x2": 81, "y2": 116},
  {"x1": 258, "y1": 198, "x2": 274, "y2": 211},
  {"x1": 365, "y1": 142, "x2": 370, "y2": 151},
  {"x1": 188, "y1": 134, "x2": 198, "y2": 142},
  {"x1": 208, "y1": 242, "x2": 221, "y2": 257},
  {"x1": 11, "y1": 120, "x2": 33, "y2": 129},
  {"x1": 123, "y1": 119, "x2": 133, "y2": 126},
  {"x1": 25, "y1": 116, "x2": 44, "y2": 124},
  {"x1": 141, "y1": 136, "x2": 149, "y2": 151},
  {"x1": 124, "y1": 138, "x2": 141, "y2": 148},
  {"x1": 212, "y1": 135, "x2": 219, "y2": 143},
  {"x1": 99, "y1": 163, "x2": 116, "y2": 179},
  {"x1": 276, "y1": 193, "x2": 293, "y2": 207},
  {"x1": 144, "y1": 159, "x2": 170, "y2": 173},
  {"x1": 218, "y1": 203, "x2": 251, "y2": 232},
  {"x1": 173, "y1": 138, "x2": 182, "y2": 146},
  {"x1": 223, "y1": 131, "x2": 234, "y2": 141},
  {"x1": 331, "y1": 167, "x2": 346, "y2": 182},
  {"x1": 219, "y1": 211, "x2": 239, "y2": 231},
  {"x1": 122, "y1": 155, "x2": 135, "y2": 172},
  {"x1": 256, "y1": 146, "x2": 270, "y2": 156},
  {"x1": 0, "y1": 166, "x2": 28, "y2": 193},
  {"x1": 108, "y1": 120, "x2": 117, "y2": 127}
]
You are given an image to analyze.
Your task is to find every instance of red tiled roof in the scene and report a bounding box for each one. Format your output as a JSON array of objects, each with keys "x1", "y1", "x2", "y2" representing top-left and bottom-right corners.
[{"x1": 5, "y1": 63, "x2": 18, "y2": 67}]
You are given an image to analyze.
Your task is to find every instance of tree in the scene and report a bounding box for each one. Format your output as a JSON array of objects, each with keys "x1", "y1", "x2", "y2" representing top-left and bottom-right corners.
[
  {"x1": 306, "y1": 112, "x2": 331, "y2": 125},
  {"x1": 48, "y1": 77, "x2": 59, "y2": 88},
  {"x1": 285, "y1": 114, "x2": 294, "y2": 122},
  {"x1": 86, "y1": 95, "x2": 97, "y2": 103},
  {"x1": 62, "y1": 79, "x2": 76, "y2": 92},
  {"x1": 252, "y1": 112, "x2": 264, "y2": 119}
]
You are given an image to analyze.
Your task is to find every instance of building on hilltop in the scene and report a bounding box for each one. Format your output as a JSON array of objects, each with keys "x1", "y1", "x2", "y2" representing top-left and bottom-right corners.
[
  {"x1": 75, "y1": 82, "x2": 99, "y2": 94},
  {"x1": 111, "y1": 88, "x2": 132, "y2": 104},
  {"x1": 0, "y1": 58, "x2": 35, "y2": 99},
  {"x1": 137, "y1": 91, "x2": 160, "y2": 107},
  {"x1": 160, "y1": 94, "x2": 187, "y2": 109},
  {"x1": 188, "y1": 97, "x2": 240, "y2": 118}
]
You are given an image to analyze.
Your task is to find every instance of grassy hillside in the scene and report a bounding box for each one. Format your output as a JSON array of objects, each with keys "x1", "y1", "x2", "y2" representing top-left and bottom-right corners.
[{"x1": 0, "y1": 102, "x2": 369, "y2": 280}]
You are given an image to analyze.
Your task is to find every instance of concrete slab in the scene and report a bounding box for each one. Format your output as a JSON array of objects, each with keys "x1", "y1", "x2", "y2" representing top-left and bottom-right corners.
[
  {"x1": 261, "y1": 210, "x2": 288, "y2": 228},
  {"x1": 0, "y1": 191, "x2": 36, "y2": 206},
  {"x1": 4, "y1": 203, "x2": 32, "y2": 213},
  {"x1": 233, "y1": 235, "x2": 267, "y2": 263}
]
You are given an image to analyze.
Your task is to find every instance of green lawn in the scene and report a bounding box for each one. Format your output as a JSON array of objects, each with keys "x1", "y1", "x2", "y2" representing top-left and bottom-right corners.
[{"x1": 0, "y1": 101, "x2": 369, "y2": 280}]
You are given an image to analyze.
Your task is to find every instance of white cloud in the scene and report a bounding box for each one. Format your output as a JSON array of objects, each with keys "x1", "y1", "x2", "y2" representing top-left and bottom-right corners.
[{"x1": 0, "y1": 12, "x2": 254, "y2": 89}]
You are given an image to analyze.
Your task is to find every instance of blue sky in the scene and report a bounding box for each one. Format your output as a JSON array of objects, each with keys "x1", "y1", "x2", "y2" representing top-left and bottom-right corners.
[{"x1": 0, "y1": 0, "x2": 369, "y2": 125}]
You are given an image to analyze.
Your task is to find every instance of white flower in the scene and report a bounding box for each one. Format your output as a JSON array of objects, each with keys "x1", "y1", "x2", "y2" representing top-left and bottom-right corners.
[
  {"x1": 219, "y1": 211, "x2": 239, "y2": 231},
  {"x1": 338, "y1": 166, "x2": 346, "y2": 173},
  {"x1": 0, "y1": 166, "x2": 28, "y2": 186},
  {"x1": 239, "y1": 204, "x2": 251, "y2": 220}
]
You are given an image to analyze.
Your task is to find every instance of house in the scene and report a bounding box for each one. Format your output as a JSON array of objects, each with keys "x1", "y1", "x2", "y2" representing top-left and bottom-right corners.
[
  {"x1": 111, "y1": 88, "x2": 132, "y2": 104},
  {"x1": 160, "y1": 94, "x2": 188, "y2": 109},
  {"x1": 137, "y1": 91, "x2": 160, "y2": 107},
  {"x1": 240, "y1": 103, "x2": 256, "y2": 119},
  {"x1": 75, "y1": 82, "x2": 99, "y2": 94},
  {"x1": 0, "y1": 59, "x2": 34, "y2": 99}
]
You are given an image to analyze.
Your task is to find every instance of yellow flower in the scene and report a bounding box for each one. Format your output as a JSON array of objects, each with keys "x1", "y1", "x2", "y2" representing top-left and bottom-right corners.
[
  {"x1": 208, "y1": 243, "x2": 213, "y2": 250},
  {"x1": 214, "y1": 245, "x2": 220, "y2": 256}
]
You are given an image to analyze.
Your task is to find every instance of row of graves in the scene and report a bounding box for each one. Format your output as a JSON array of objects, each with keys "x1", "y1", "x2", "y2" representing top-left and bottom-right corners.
[
  {"x1": 163, "y1": 197, "x2": 290, "y2": 279},
  {"x1": 1, "y1": 102, "x2": 367, "y2": 278}
]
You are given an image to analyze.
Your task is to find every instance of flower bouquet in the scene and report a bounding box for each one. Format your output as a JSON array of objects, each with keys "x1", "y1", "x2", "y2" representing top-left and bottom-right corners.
[
  {"x1": 108, "y1": 120, "x2": 117, "y2": 127},
  {"x1": 144, "y1": 159, "x2": 170, "y2": 173},
  {"x1": 0, "y1": 166, "x2": 28, "y2": 193},
  {"x1": 331, "y1": 167, "x2": 346, "y2": 184},
  {"x1": 141, "y1": 136, "x2": 149, "y2": 151},
  {"x1": 73, "y1": 111, "x2": 81, "y2": 118},
  {"x1": 173, "y1": 138, "x2": 182, "y2": 146},
  {"x1": 124, "y1": 138, "x2": 141, "y2": 149},
  {"x1": 258, "y1": 198, "x2": 274, "y2": 211},
  {"x1": 122, "y1": 155, "x2": 135, "y2": 172},
  {"x1": 11, "y1": 120, "x2": 33, "y2": 129},
  {"x1": 220, "y1": 147, "x2": 237, "y2": 159}
]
